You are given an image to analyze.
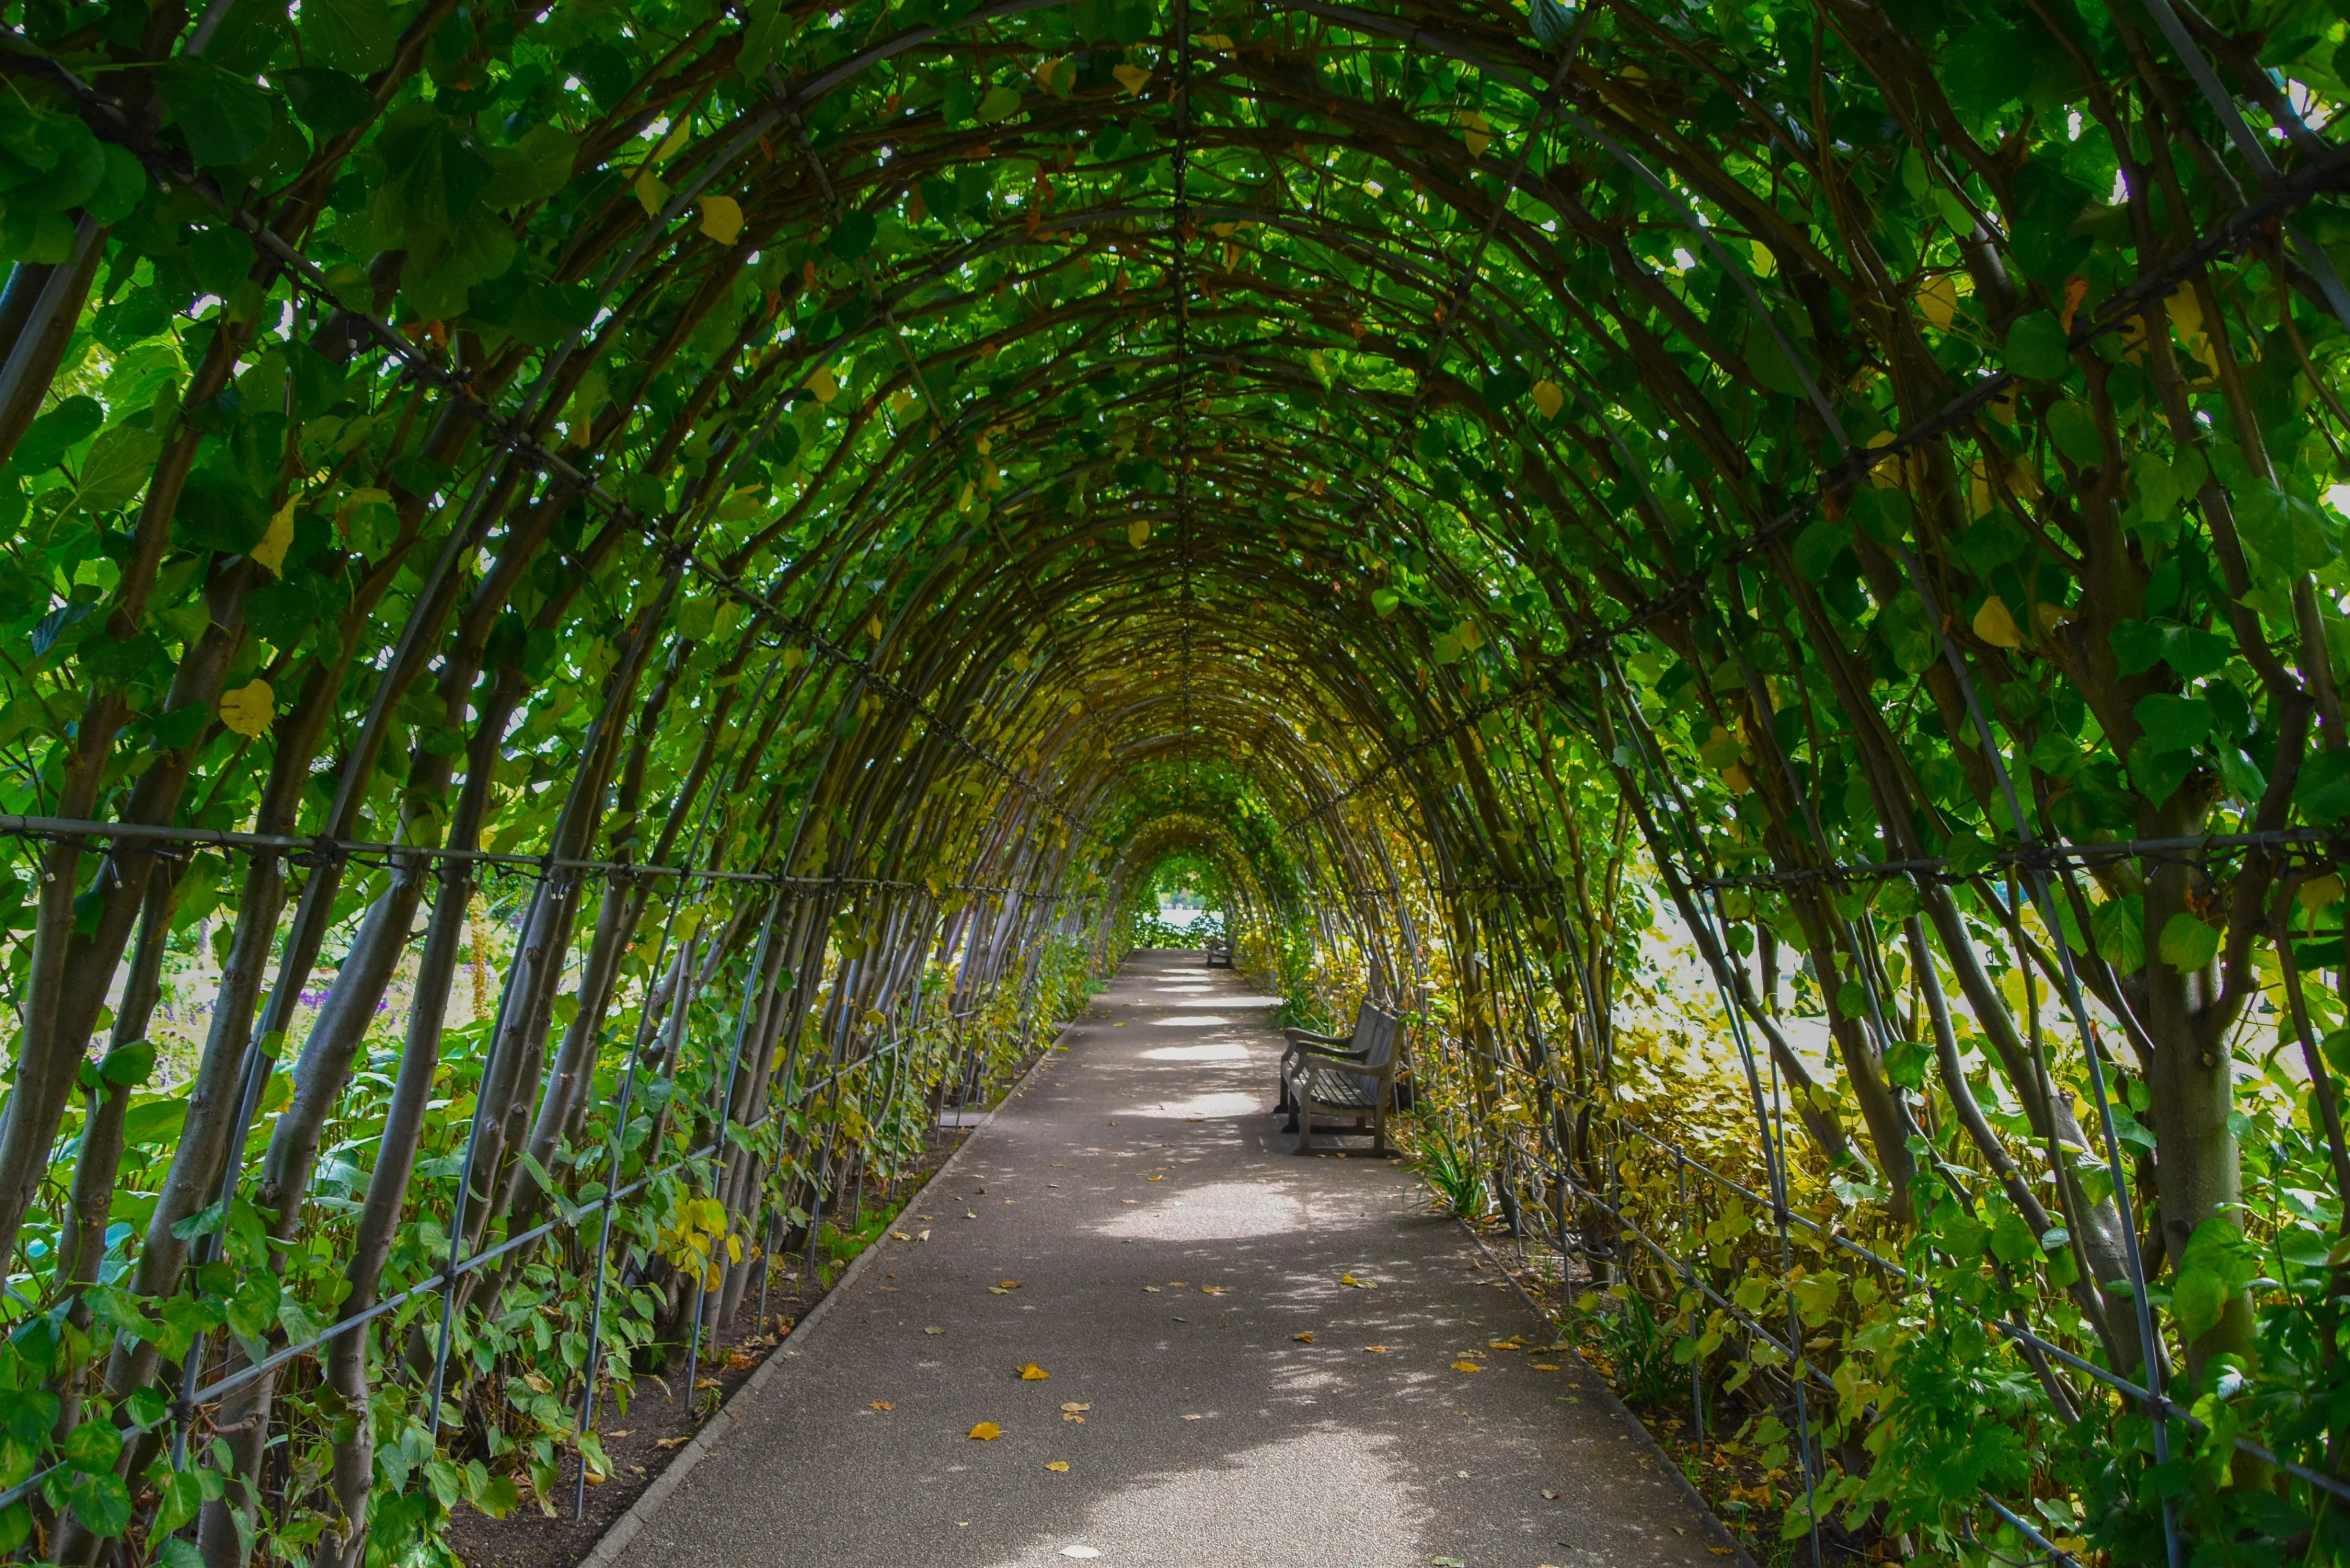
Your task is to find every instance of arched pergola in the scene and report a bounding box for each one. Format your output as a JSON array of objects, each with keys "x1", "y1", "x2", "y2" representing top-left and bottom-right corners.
[{"x1": 0, "y1": 0, "x2": 2346, "y2": 1559}]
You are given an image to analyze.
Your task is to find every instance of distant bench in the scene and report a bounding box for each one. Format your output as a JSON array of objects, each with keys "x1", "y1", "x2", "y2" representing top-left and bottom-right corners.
[
  {"x1": 1275, "y1": 1000, "x2": 1403, "y2": 1155},
  {"x1": 1202, "y1": 935, "x2": 1233, "y2": 968}
]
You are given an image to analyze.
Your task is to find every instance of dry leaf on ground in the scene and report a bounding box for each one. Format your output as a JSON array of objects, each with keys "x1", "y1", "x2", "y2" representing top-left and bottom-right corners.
[
  {"x1": 1531, "y1": 1362, "x2": 1561, "y2": 1371},
  {"x1": 924, "y1": 1326, "x2": 945, "y2": 1335},
  {"x1": 1201, "y1": 1285, "x2": 1228, "y2": 1295},
  {"x1": 1363, "y1": 1345, "x2": 1392, "y2": 1353},
  {"x1": 1293, "y1": 1331, "x2": 1315, "y2": 1343},
  {"x1": 1451, "y1": 1361, "x2": 1484, "y2": 1373},
  {"x1": 968, "y1": 1421, "x2": 1003, "y2": 1440},
  {"x1": 1019, "y1": 1363, "x2": 1050, "y2": 1380},
  {"x1": 1339, "y1": 1273, "x2": 1376, "y2": 1288},
  {"x1": 869, "y1": 1401, "x2": 895, "y2": 1411},
  {"x1": 1045, "y1": 1461, "x2": 1070, "y2": 1472},
  {"x1": 655, "y1": 1436, "x2": 691, "y2": 1450}
]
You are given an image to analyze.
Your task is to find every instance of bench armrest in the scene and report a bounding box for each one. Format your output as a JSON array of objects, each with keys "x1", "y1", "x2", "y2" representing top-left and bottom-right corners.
[{"x1": 1281, "y1": 1028, "x2": 1355, "y2": 1048}]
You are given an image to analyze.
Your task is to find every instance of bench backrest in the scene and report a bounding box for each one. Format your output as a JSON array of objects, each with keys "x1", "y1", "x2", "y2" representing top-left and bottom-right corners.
[{"x1": 1354, "y1": 1004, "x2": 1402, "y2": 1073}]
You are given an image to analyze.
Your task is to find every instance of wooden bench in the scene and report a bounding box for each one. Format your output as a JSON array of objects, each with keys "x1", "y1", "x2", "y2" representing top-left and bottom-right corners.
[
  {"x1": 1275, "y1": 1001, "x2": 1404, "y2": 1155},
  {"x1": 1202, "y1": 935, "x2": 1233, "y2": 968}
]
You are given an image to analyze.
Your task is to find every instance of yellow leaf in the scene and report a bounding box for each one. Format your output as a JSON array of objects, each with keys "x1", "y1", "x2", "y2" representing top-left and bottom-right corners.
[
  {"x1": 1045, "y1": 1461, "x2": 1069, "y2": 1472},
  {"x1": 967, "y1": 1421, "x2": 1002, "y2": 1440},
  {"x1": 1112, "y1": 64, "x2": 1152, "y2": 95},
  {"x1": 868, "y1": 1401, "x2": 895, "y2": 1411},
  {"x1": 2300, "y1": 874, "x2": 2343, "y2": 912},
  {"x1": 1531, "y1": 380, "x2": 1563, "y2": 419},
  {"x1": 699, "y1": 195, "x2": 745, "y2": 245},
  {"x1": 1917, "y1": 274, "x2": 1959, "y2": 330},
  {"x1": 633, "y1": 167, "x2": 669, "y2": 217},
  {"x1": 1293, "y1": 1331, "x2": 1315, "y2": 1343},
  {"x1": 1972, "y1": 594, "x2": 2023, "y2": 649},
  {"x1": 1363, "y1": 1344, "x2": 1392, "y2": 1353},
  {"x1": 218, "y1": 679, "x2": 276, "y2": 738},
  {"x1": 652, "y1": 117, "x2": 692, "y2": 167},
  {"x1": 1338, "y1": 1273, "x2": 1375, "y2": 1289},
  {"x1": 1531, "y1": 1362, "x2": 1561, "y2": 1371},
  {"x1": 1128, "y1": 519, "x2": 1150, "y2": 548},
  {"x1": 1451, "y1": 1360, "x2": 1484, "y2": 1373},
  {"x1": 806, "y1": 367, "x2": 839, "y2": 404},
  {"x1": 252, "y1": 501, "x2": 294, "y2": 577},
  {"x1": 1722, "y1": 762, "x2": 1753, "y2": 795},
  {"x1": 1019, "y1": 1363, "x2": 1050, "y2": 1380},
  {"x1": 1200, "y1": 32, "x2": 1234, "y2": 47},
  {"x1": 1459, "y1": 110, "x2": 1490, "y2": 157},
  {"x1": 1059, "y1": 1401, "x2": 1090, "y2": 1412}
]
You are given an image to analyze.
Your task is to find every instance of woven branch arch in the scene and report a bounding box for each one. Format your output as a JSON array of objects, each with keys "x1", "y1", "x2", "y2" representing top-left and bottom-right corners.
[{"x1": 0, "y1": 0, "x2": 2347, "y2": 1559}]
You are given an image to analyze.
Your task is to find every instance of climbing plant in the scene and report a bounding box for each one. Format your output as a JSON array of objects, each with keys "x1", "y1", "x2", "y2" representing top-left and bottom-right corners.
[{"x1": 0, "y1": 0, "x2": 2345, "y2": 1559}]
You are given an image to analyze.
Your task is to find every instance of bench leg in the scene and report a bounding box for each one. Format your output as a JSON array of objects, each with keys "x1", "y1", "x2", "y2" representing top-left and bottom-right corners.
[
  {"x1": 1295, "y1": 1099, "x2": 1314, "y2": 1155},
  {"x1": 1371, "y1": 1099, "x2": 1390, "y2": 1156}
]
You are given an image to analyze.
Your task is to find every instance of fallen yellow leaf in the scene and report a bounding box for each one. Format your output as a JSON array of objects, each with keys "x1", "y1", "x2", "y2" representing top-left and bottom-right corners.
[
  {"x1": 1201, "y1": 1285, "x2": 1227, "y2": 1295},
  {"x1": 1451, "y1": 1361, "x2": 1484, "y2": 1373},
  {"x1": 1293, "y1": 1332, "x2": 1315, "y2": 1343},
  {"x1": 1363, "y1": 1345, "x2": 1392, "y2": 1354},
  {"x1": 1019, "y1": 1363, "x2": 1050, "y2": 1381},
  {"x1": 968, "y1": 1421, "x2": 1002, "y2": 1440},
  {"x1": 1045, "y1": 1460, "x2": 1069, "y2": 1472},
  {"x1": 1531, "y1": 1363, "x2": 1561, "y2": 1372},
  {"x1": 1338, "y1": 1274, "x2": 1376, "y2": 1289},
  {"x1": 1061, "y1": 1402, "x2": 1090, "y2": 1413},
  {"x1": 868, "y1": 1401, "x2": 895, "y2": 1411}
]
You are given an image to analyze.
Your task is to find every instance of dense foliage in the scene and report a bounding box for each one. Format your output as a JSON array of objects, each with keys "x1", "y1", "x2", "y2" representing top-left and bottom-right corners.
[{"x1": 0, "y1": 0, "x2": 2347, "y2": 1560}]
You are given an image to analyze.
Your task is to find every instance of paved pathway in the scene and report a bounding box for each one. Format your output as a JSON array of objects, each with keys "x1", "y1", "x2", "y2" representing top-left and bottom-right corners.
[{"x1": 603, "y1": 950, "x2": 1740, "y2": 1568}]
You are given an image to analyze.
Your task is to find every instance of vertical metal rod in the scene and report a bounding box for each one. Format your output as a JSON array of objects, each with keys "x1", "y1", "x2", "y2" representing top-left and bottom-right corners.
[
  {"x1": 681, "y1": 893, "x2": 784, "y2": 1423},
  {"x1": 573, "y1": 935, "x2": 696, "y2": 1519},
  {"x1": 429, "y1": 867, "x2": 552, "y2": 1436}
]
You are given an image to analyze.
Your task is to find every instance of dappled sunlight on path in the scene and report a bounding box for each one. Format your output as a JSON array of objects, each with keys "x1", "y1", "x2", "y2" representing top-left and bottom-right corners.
[{"x1": 603, "y1": 951, "x2": 1743, "y2": 1568}]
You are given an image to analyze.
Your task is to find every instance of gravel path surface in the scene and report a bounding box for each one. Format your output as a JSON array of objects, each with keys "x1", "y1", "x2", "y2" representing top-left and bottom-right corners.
[{"x1": 599, "y1": 950, "x2": 1743, "y2": 1568}]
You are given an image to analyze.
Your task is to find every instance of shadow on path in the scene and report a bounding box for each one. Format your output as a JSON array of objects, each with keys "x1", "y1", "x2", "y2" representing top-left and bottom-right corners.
[{"x1": 602, "y1": 950, "x2": 1739, "y2": 1568}]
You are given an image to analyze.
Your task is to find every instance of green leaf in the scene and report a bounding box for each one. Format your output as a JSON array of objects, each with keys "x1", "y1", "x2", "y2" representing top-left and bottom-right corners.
[
  {"x1": 2131, "y1": 692, "x2": 2209, "y2": 755},
  {"x1": 300, "y1": 0, "x2": 398, "y2": 75},
  {"x1": 1793, "y1": 518, "x2": 1849, "y2": 581},
  {"x1": 2002, "y1": 312, "x2": 2070, "y2": 380},
  {"x1": 2045, "y1": 400, "x2": 2102, "y2": 465},
  {"x1": 2236, "y1": 482, "x2": 2337, "y2": 573},
  {"x1": 10, "y1": 395, "x2": 101, "y2": 474},
  {"x1": 69, "y1": 424, "x2": 160, "y2": 514},
  {"x1": 279, "y1": 68, "x2": 379, "y2": 139},
  {"x1": 827, "y1": 211, "x2": 878, "y2": 262},
  {"x1": 975, "y1": 83, "x2": 1023, "y2": 123},
  {"x1": 2172, "y1": 1265, "x2": 2225, "y2": 1342},
  {"x1": 484, "y1": 124, "x2": 579, "y2": 209},
  {"x1": 156, "y1": 61, "x2": 277, "y2": 170},
  {"x1": 2157, "y1": 912, "x2": 2221, "y2": 974},
  {"x1": 2295, "y1": 748, "x2": 2350, "y2": 822},
  {"x1": 63, "y1": 1469, "x2": 130, "y2": 1537},
  {"x1": 151, "y1": 1469, "x2": 203, "y2": 1535}
]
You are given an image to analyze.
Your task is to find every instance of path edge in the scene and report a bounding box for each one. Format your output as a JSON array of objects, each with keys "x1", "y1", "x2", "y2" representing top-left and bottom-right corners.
[
  {"x1": 1437, "y1": 1191, "x2": 1763, "y2": 1568},
  {"x1": 578, "y1": 1023, "x2": 1078, "y2": 1568}
]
